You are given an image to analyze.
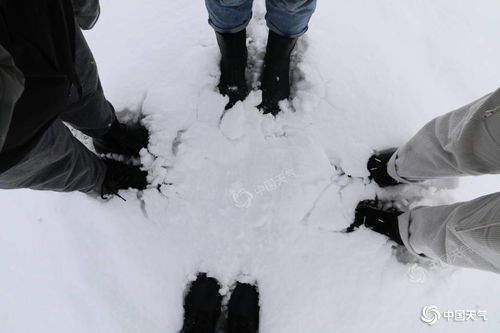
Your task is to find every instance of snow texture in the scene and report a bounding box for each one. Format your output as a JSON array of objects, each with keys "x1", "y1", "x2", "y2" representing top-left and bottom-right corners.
[{"x1": 1, "y1": 1, "x2": 500, "y2": 332}]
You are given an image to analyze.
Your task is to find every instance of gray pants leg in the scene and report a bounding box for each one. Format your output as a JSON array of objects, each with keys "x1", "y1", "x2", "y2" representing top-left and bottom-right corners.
[
  {"x1": 0, "y1": 25, "x2": 114, "y2": 193},
  {"x1": 0, "y1": 121, "x2": 106, "y2": 193},
  {"x1": 387, "y1": 87, "x2": 500, "y2": 273},
  {"x1": 399, "y1": 194, "x2": 500, "y2": 274}
]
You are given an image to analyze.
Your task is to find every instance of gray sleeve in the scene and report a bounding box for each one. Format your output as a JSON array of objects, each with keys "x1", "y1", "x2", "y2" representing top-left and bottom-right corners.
[
  {"x1": 0, "y1": 45, "x2": 25, "y2": 152},
  {"x1": 72, "y1": 0, "x2": 101, "y2": 30}
]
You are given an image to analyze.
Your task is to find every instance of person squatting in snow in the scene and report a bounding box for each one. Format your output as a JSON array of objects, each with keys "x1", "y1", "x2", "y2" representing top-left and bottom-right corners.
[
  {"x1": 351, "y1": 87, "x2": 500, "y2": 276},
  {"x1": 0, "y1": 0, "x2": 149, "y2": 196},
  {"x1": 0, "y1": 0, "x2": 317, "y2": 199}
]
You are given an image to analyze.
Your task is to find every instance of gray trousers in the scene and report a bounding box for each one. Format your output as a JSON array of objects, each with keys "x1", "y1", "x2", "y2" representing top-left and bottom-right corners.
[
  {"x1": 0, "y1": 25, "x2": 114, "y2": 193},
  {"x1": 388, "y1": 87, "x2": 500, "y2": 273}
]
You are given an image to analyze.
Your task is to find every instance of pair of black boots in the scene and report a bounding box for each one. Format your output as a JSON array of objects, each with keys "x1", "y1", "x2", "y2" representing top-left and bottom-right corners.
[
  {"x1": 217, "y1": 30, "x2": 297, "y2": 115},
  {"x1": 349, "y1": 149, "x2": 406, "y2": 245},
  {"x1": 92, "y1": 118, "x2": 149, "y2": 196},
  {"x1": 182, "y1": 274, "x2": 259, "y2": 333}
]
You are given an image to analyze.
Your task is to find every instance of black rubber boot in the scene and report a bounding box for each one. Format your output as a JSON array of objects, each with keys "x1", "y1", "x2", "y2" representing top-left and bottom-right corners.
[
  {"x1": 227, "y1": 283, "x2": 260, "y2": 333},
  {"x1": 100, "y1": 159, "x2": 148, "y2": 197},
  {"x1": 367, "y1": 148, "x2": 402, "y2": 187},
  {"x1": 93, "y1": 118, "x2": 149, "y2": 157},
  {"x1": 181, "y1": 274, "x2": 222, "y2": 333},
  {"x1": 259, "y1": 31, "x2": 298, "y2": 115},
  {"x1": 348, "y1": 200, "x2": 404, "y2": 245},
  {"x1": 216, "y1": 30, "x2": 249, "y2": 110}
]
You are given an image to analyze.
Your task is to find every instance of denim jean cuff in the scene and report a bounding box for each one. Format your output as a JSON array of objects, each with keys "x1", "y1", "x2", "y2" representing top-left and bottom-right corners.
[
  {"x1": 266, "y1": 20, "x2": 308, "y2": 38},
  {"x1": 208, "y1": 18, "x2": 249, "y2": 34}
]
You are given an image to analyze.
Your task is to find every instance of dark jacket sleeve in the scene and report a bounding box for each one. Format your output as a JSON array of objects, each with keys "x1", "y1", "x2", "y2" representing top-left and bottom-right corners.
[
  {"x1": 0, "y1": 44, "x2": 25, "y2": 152},
  {"x1": 72, "y1": 0, "x2": 101, "y2": 30}
]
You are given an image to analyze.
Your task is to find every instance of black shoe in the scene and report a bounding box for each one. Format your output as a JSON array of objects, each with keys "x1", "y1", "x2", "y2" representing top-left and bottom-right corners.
[
  {"x1": 216, "y1": 30, "x2": 249, "y2": 110},
  {"x1": 101, "y1": 159, "x2": 148, "y2": 197},
  {"x1": 348, "y1": 200, "x2": 404, "y2": 245},
  {"x1": 93, "y1": 119, "x2": 149, "y2": 157},
  {"x1": 367, "y1": 149, "x2": 402, "y2": 187},
  {"x1": 227, "y1": 283, "x2": 259, "y2": 333},
  {"x1": 259, "y1": 31, "x2": 298, "y2": 116},
  {"x1": 181, "y1": 274, "x2": 222, "y2": 333}
]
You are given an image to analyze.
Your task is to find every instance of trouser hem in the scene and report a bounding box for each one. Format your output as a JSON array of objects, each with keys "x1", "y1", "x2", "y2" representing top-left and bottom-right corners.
[
  {"x1": 398, "y1": 211, "x2": 428, "y2": 259},
  {"x1": 387, "y1": 150, "x2": 413, "y2": 184},
  {"x1": 208, "y1": 18, "x2": 249, "y2": 34},
  {"x1": 266, "y1": 20, "x2": 308, "y2": 38},
  {"x1": 88, "y1": 159, "x2": 107, "y2": 194}
]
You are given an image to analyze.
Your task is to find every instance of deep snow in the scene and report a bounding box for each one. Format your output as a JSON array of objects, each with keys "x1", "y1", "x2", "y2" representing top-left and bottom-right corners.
[{"x1": 1, "y1": 1, "x2": 500, "y2": 332}]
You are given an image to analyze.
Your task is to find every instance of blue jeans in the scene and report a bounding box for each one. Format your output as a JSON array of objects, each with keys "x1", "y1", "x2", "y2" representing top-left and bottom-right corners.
[{"x1": 205, "y1": 0, "x2": 317, "y2": 38}]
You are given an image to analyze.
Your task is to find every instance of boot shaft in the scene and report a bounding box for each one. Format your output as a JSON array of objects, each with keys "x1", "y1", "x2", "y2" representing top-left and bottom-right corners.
[
  {"x1": 182, "y1": 274, "x2": 222, "y2": 333},
  {"x1": 260, "y1": 31, "x2": 298, "y2": 114},
  {"x1": 215, "y1": 30, "x2": 248, "y2": 63},
  {"x1": 227, "y1": 283, "x2": 260, "y2": 333},
  {"x1": 215, "y1": 30, "x2": 249, "y2": 108}
]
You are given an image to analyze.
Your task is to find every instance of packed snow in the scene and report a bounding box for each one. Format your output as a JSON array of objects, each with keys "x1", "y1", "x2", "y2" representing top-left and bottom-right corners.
[{"x1": 1, "y1": 1, "x2": 500, "y2": 332}]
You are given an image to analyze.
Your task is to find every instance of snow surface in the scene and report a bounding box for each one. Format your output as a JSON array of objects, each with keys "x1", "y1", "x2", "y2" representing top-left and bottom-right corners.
[{"x1": 1, "y1": 1, "x2": 500, "y2": 332}]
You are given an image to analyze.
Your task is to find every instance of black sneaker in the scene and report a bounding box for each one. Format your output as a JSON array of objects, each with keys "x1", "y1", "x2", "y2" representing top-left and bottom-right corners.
[
  {"x1": 181, "y1": 274, "x2": 222, "y2": 333},
  {"x1": 367, "y1": 149, "x2": 401, "y2": 187},
  {"x1": 348, "y1": 200, "x2": 404, "y2": 245},
  {"x1": 100, "y1": 159, "x2": 148, "y2": 197},
  {"x1": 227, "y1": 283, "x2": 259, "y2": 333},
  {"x1": 259, "y1": 31, "x2": 298, "y2": 116},
  {"x1": 93, "y1": 118, "x2": 149, "y2": 156},
  {"x1": 216, "y1": 30, "x2": 249, "y2": 110}
]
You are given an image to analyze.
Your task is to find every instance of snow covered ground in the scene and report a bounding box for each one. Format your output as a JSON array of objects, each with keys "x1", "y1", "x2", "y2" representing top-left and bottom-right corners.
[{"x1": 1, "y1": 1, "x2": 500, "y2": 332}]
